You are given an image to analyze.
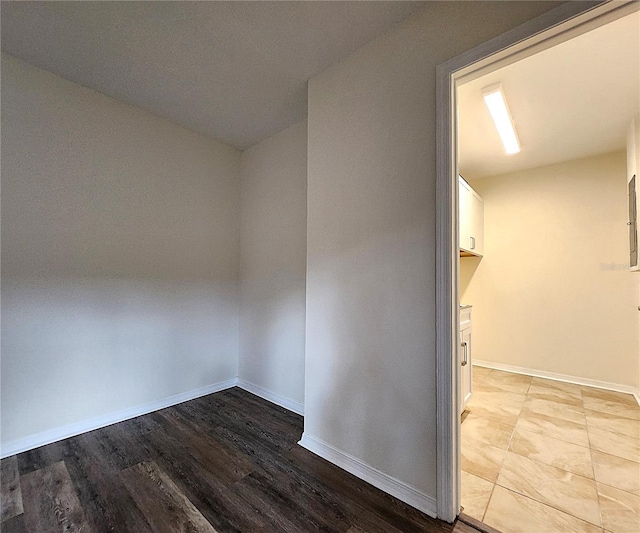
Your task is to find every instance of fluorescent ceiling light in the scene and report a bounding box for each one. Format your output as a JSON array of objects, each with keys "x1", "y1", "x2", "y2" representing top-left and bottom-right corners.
[{"x1": 482, "y1": 83, "x2": 521, "y2": 155}]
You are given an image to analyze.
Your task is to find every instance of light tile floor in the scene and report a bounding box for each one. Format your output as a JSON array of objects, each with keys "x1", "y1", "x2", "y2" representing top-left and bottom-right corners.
[{"x1": 461, "y1": 367, "x2": 640, "y2": 533}]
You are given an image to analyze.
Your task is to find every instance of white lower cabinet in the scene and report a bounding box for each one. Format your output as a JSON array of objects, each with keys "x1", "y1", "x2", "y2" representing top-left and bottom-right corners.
[{"x1": 460, "y1": 306, "x2": 472, "y2": 414}]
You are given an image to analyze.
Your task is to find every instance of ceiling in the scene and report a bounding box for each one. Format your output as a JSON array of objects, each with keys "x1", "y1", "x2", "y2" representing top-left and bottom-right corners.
[
  {"x1": 0, "y1": 1, "x2": 425, "y2": 150},
  {"x1": 458, "y1": 10, "x2": 640, "y2": 180}
]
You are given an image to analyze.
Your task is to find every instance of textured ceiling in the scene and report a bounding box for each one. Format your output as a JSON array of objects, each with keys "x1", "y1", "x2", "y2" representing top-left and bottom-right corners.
[
  {"x1": 458, "y1": 10, "x2": 640, "y2": 180},
  {"x1": 1, "y1": 1, "x2": 425, "y2": 150}
]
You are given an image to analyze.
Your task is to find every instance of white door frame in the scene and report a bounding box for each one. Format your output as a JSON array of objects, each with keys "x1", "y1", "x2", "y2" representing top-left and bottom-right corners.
[{"x1": 434, "y1": 0, "x2": 639, "y2": 522}]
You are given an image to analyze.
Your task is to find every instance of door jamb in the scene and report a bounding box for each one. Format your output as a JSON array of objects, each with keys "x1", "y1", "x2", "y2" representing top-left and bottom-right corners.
[{"x1": 435, "y1": 0, "x2": 639, "y2": 522}]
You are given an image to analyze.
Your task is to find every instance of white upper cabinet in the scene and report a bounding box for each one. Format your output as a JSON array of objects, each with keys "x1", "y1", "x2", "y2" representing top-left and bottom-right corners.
[
  {"x1": 459, "y1": 177, "x2": 471, "y2": 253},
  {"x1": 459, "y1": 176, "x2": 484, "y2": 256}
]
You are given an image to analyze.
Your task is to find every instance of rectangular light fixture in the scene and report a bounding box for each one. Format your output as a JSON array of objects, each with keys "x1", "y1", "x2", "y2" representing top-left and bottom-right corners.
[{"x1": 482, "y1": 83, "x2": 520, "y2": 155}]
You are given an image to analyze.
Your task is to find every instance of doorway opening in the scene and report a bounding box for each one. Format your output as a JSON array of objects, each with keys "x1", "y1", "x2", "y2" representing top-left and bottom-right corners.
[{"x1": 435, "y1": 0, "x2": 640, "y2": 525}]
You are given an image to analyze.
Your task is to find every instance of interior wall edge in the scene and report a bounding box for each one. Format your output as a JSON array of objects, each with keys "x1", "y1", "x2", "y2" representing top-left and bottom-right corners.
[
  {"x1": 0, "y1": 378, "x2": 239, "y2": 459},
  {"x1": 237, "y1": 378, "x2": 304, "y2": 415},
  {"x1": 297, "y1": 432, "x2": 438, "y2": 519},
  {"x1": 474, "y1": 359, "x2": 640, "y2": 406}
]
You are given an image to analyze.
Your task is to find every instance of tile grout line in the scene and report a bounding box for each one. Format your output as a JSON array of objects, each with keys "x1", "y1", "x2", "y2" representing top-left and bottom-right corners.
[
  {"x1": 588, "y1": 444, "x2": 640, "y2": 468},
  {"x1": 581, "y1": 387, "x2": 598, "y2": 484},
  {"x1": 467, "y1": 366, "x2": 639, "y2": 532},
  {"x1": 589, "y1": 447, "x2": 606, "y2": 531},
  {"x1": 584, "y1": 397, "x2": 626, "y2": 533},
  {"x1": 503, "y1": 393, "x2": 602, "y2": 528},
  {"x1": 508, "y1": 387, "x2": 598, "y2": 486},
  {"x1": 582, "y1": 388, "x2": 606, "y2": 532},
  {"x1": 486, "y1": 373, "x2": 602, "y2": 529},
  {"x1": 466, "y1": 367, "x2": 496, "y2": 525},
  {"x1": 494, "y1": 484, "x2": 603, "y2": 531},
  {"x1": 479, "y1": 478, "x2": 497, "y2": 524},
  {"x1": 479, "y1": 377, "x2": 527, "y2": 525},
  {"x1": 492, "y1": 471, "x2": 603, "y2": 529}
]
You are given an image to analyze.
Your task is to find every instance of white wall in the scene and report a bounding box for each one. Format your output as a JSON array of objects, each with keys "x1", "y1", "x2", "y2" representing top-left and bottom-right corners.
[
  {"x1": 239, "y1": 120, "x2": 307, "y2": 408},
  {"x1": 461, "y1": 152, "x2": 639, "y2": 389},
  {"x1": 304, "y1": 0, "x2": 563, "y2": 508},
  {"x1": 1, "y1": 54, "x2": 241, "y2": 449}
]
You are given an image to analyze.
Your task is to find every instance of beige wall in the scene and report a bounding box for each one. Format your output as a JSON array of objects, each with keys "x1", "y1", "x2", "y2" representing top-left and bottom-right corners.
[
  {"x1": 1, "y1": 54, "x2": 241, "y2": 448},
  {"x1": 461, "y1": 152, "x2": 639, "y2": 389},
  {"x1": 239, "y1": 120, "x2": 307, "y2": 406},
  {"x1": 304, "y1": 0, "x2": 564, "y2": 505}
]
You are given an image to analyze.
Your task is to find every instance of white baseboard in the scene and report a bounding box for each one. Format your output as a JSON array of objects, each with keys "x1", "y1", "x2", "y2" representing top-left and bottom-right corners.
[
  {"x1": 236, "y1": 379, "x2": 304, "y2": 416},
  {"x1": 0, "y1": 378, "x2": 239, "y2": 459},
  {"x1": 474, "y1": 360, "x2": 640, "y2": 406},
  {"x1": 298, "y1": 432, "x2": 437, "y2": 518}
]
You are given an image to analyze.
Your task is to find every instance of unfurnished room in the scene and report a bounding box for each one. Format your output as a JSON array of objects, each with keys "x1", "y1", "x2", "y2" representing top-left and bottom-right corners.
[{"x1": 1, "y1": 2, "x2": 639, "y2": 533}]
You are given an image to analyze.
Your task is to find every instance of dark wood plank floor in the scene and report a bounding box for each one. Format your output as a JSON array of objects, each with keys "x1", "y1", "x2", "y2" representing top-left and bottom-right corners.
[{"x1": 1, "y1": 387, "x2": 484, "y2": 533}]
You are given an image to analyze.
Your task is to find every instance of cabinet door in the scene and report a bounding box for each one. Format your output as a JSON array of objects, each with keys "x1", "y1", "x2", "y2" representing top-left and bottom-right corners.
[
  {"x1": 459, "y1": 177, "x2": 471, "y2": 251},
  {"x1": 470, "y1": 191, "x2": 484, "y2": 256},
  {"x1": 460, "y1": 326, "x2": 472, "y2": 414}
]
